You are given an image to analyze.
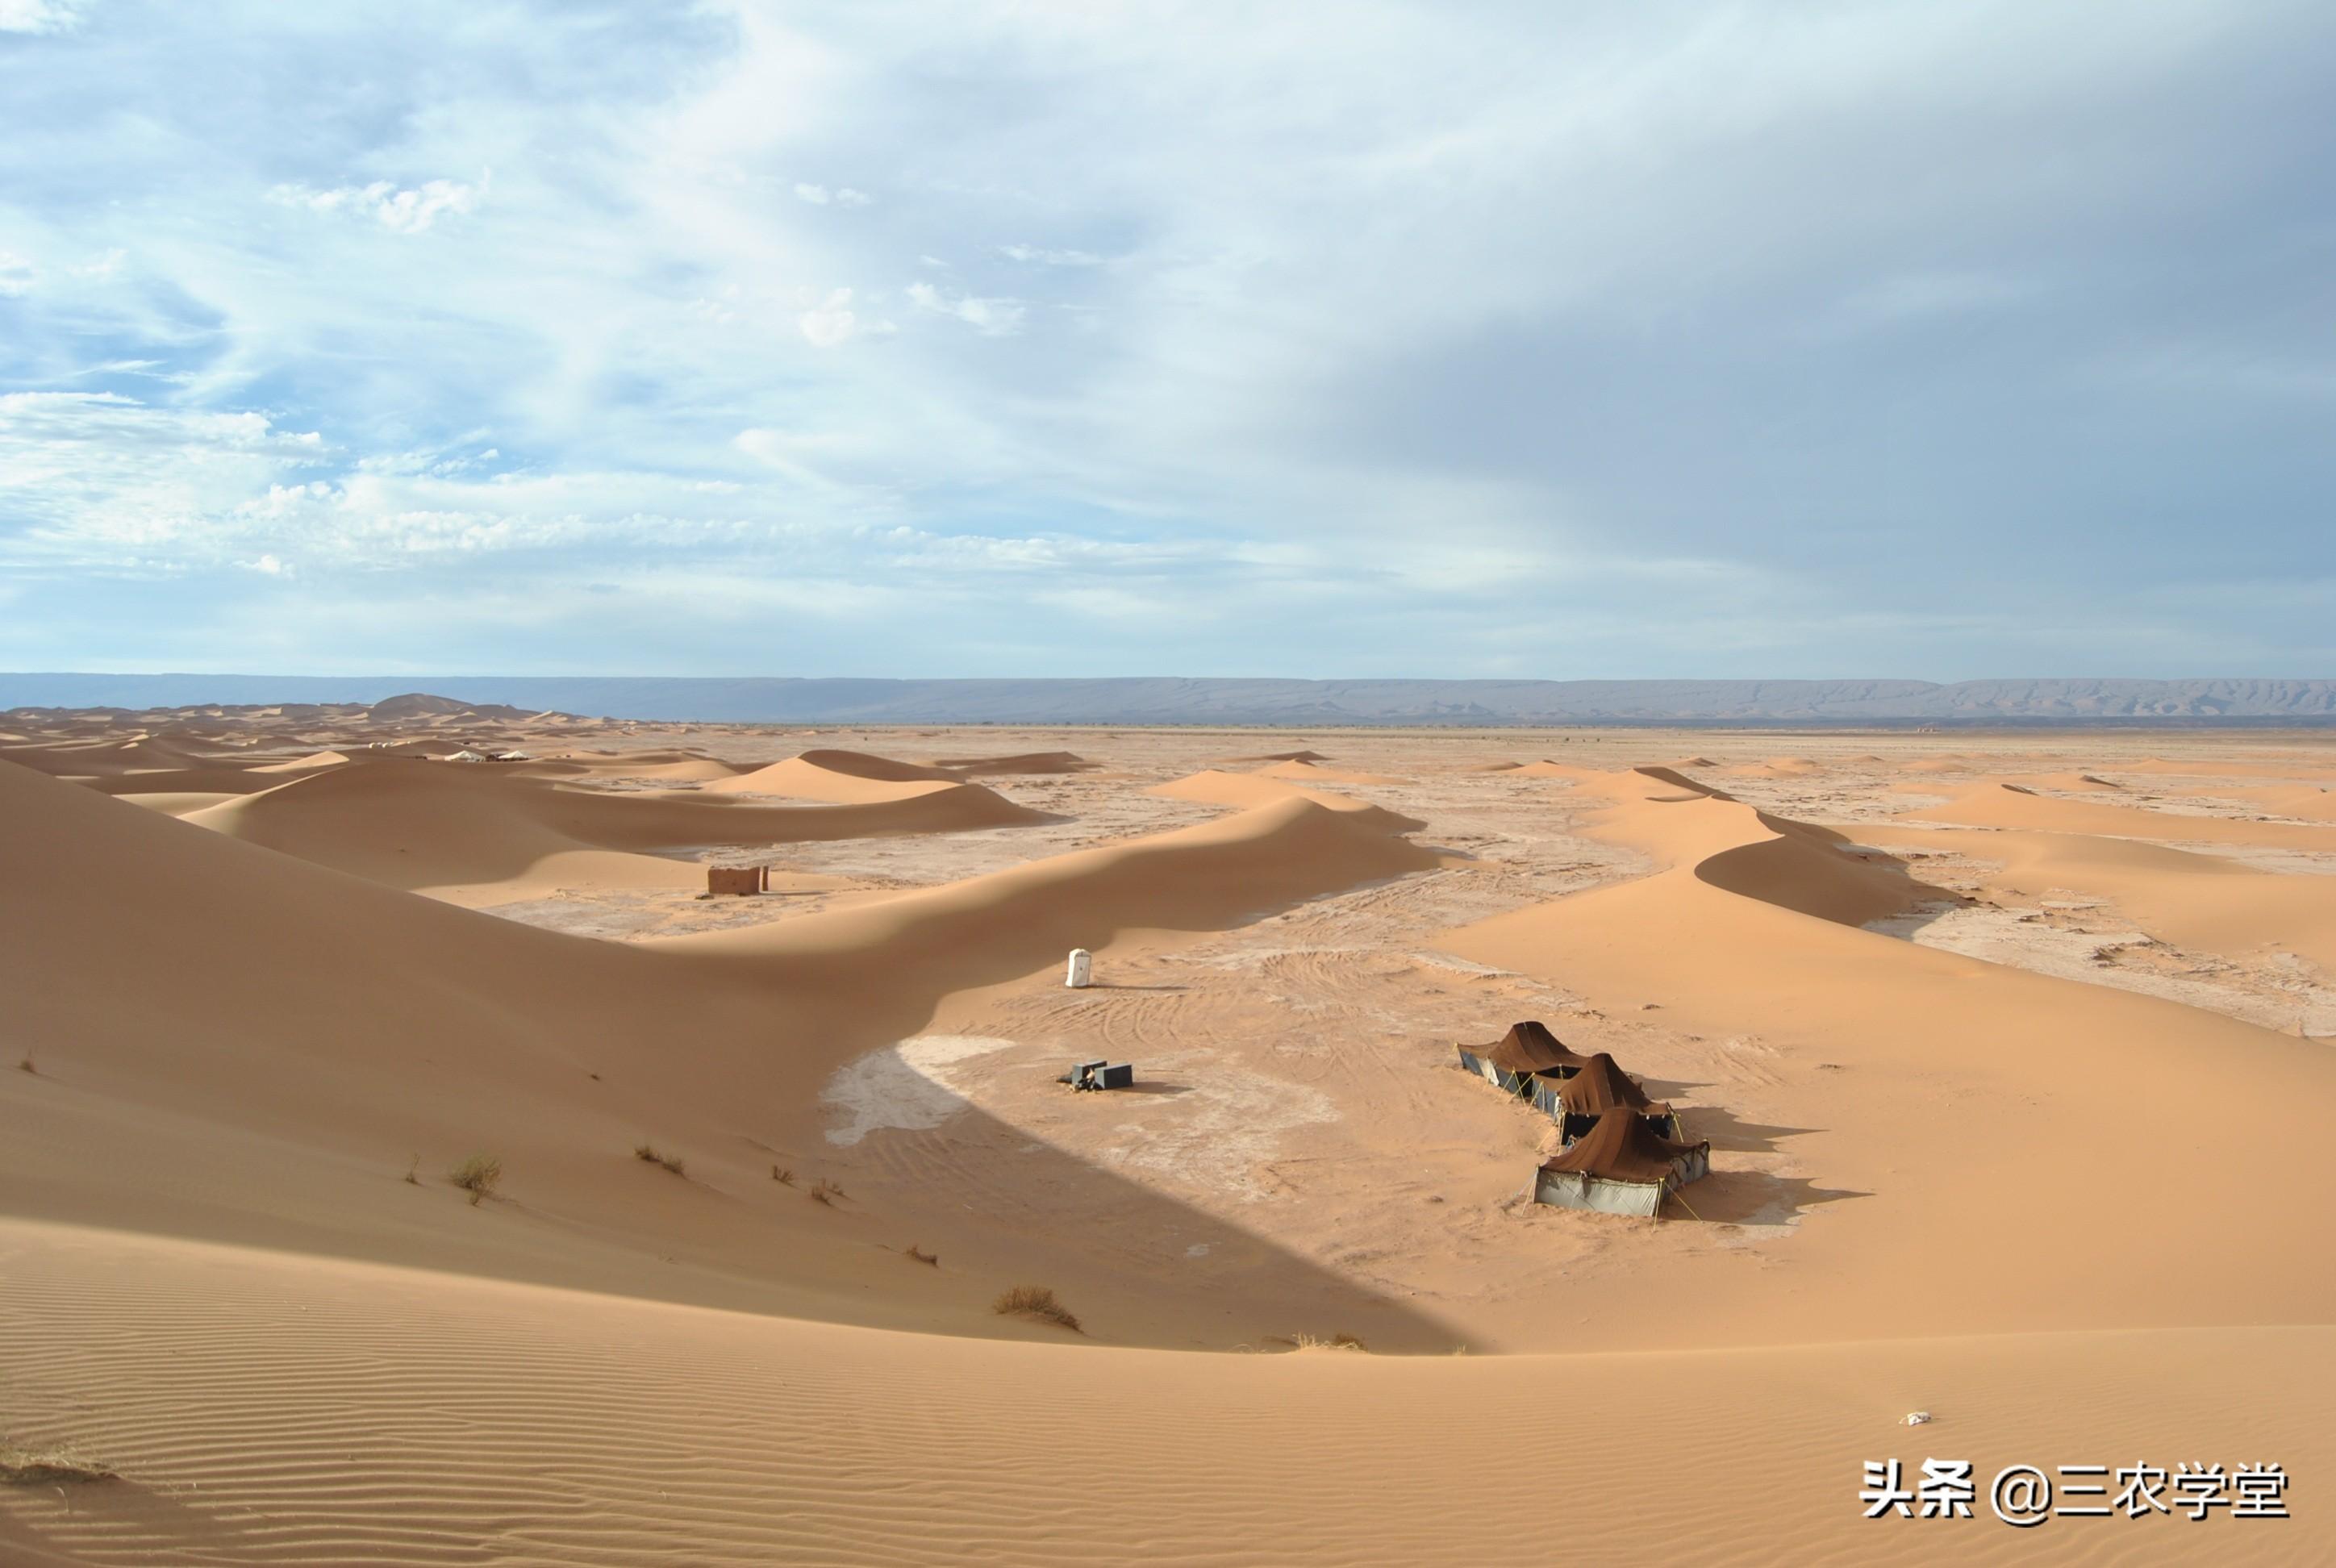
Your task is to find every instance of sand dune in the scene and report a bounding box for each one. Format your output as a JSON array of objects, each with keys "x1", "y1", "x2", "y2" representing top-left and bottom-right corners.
[
  {"x1": 252, "y1": 749, "x2": 351, "y2": 773},
  {"x1": 536, "y1": 750, "x2": 754, "y2": 783},
  {"x1": 1258, "y1": 758, "x2": 1406, "y2": 785},
  {"x1": 1863, "y1": 823, "x2": 2336, "y2": 972},
  {"x1": 784, "y1": 747, "x2": 959, "y2": 782},
  {"x1": 2213, "y1": 782, "x2": 2336, "y2": 821},
  {"x1": 704, "y1": 754, "x2": 962, "y2": 803},
  {"x1": 2122, "y1": 754, "x2": 2336, "y2": 780},
  {"x1": 928, "y1": 749, "x2": 1095, "y2": 775},
  {"x1": 0, "y1": 758, "x2": 1445, "y2": 1345},
  {"x1": 182, "y1": 755, "x2": 1045, "y2": 898},
  {"x1": 1625, "y1": 763, "x2": 1732, "y2": 799},
  {"x1": 1445, "y1": 765, "x2": 2336, "y2": 1341},
  {"x1": 1903, "y1": 780, "x2": 2336, "y2": 848},
  {"x1": 0, "y1": 736, "x2": 349, "y2": 796},
  {"x1": 665, "y1": 791, "x2": 1442, "y2": 979},
  {"x1": 4, "y1": 1219, "x2": 2325, "y2": 1567},
  {"x1": 1147, "y1": 768, "x2": 1425, "y2": 832},
  {"x1": 1720, "y1": 755, "x2": 1823, "y2": 779},
  {"x1": 1221, "y1": 748, "x2": 1331, "y2": 764},
  {"x1": 1695, "y1": 812, "x2": 1944, "y2": 928},
  {"x1": 6, "y1": 720, "x2": 2334, "y2": 1563},
  {"x1": 115, "y1": 790, "x2": 240, "y2": 817}
]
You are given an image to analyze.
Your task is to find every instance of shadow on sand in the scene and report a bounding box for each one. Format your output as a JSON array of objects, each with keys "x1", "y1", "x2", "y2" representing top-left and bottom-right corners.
[
  {"x1": 1628, "y1": 1081, "x2": 1866, "y2": 1224},
  {"x1": 1669, "y1": 1169, "x2": 1870, "y2": 1227}
]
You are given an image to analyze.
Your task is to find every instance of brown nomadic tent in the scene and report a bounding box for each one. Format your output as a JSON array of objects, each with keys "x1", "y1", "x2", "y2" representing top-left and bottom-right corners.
[
  {"x1": 1531, "y1": 1107, "x2": 1711, "y2": 1218},
  {"x1": 1534, "y1": 1051, "x2": 1684, "y2": 1143},
  {"x1": 1456, "y1": 1020, "x2": 1595, "y2": 1097}
]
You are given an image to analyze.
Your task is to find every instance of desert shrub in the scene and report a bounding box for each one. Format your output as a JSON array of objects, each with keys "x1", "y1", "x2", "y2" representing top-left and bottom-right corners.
[
  {"x1": 992, "y1": 1285, "x2": 1081, "y2": 1332},
  {"x1": 770, "y1": 1166, "x2": 794, "y2": 1186},
  {"x1": 634, "y1": 1143, "x2": 685, "y2": 1176},
  {"x1": 1290, "y1": 1332, "x2": 1367, "y2": 1352},
  {"x1": 808, "y1": 1178, "x2": 845, "y2": 1205},
  {"x1": 449, "y1": 1153, "x2": 502, "y2": 1204},
  {"x1": 905, "y1": 1245, "x2": 938, "y2": 1266}
]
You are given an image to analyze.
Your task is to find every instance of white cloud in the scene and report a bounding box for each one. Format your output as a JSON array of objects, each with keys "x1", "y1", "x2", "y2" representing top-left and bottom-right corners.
[
  {"x1": 0, "y1": 0, "x2": 2328, "y2": 673},
  {"x1": 799, "y1": 287, "x2": 858, "y2": 347},
  {"x1": 0, "y1": 0, "x2": 90, "y2": 34},
  {"x1": 905, "y1": 281, "x2": 1025, "y2": 336},
  {"x1": 68, "y1": 247, "x2": 126, "y2": 279},
  {"x1": 0, "y1": 394, "x2": 329, "y2": 567},
  {"x1": 0, "y1": 251, "x2": 35, "y2": 295},
  {"x1": 999, "y1": 244, "x2": 1107, "y2": 267},
  {"x1": 269, "y1": 172, "x2": 490, "y2": 233}
]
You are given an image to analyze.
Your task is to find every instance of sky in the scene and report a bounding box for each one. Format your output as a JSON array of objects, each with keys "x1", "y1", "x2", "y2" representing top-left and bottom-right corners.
[{"x1": 2, "y1": 0, "x2": 2331, "y2": 680}]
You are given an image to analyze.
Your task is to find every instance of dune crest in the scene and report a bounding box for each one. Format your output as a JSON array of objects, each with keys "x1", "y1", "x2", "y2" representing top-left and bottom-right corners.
[
  {"x1": 790, "y1": 748, "x2": 960, "y2": 782},
  {"x1": 182, "y1": 753, "x2": 1044, "y2": 898},
  {"x1": 929, "y1": 750, "x2": 1096, "y2": 776},
  {"x1": 706, "y1": 755, "x2": 963, "y2": 803},
  {"x1": 1148, "y1": 769, "x2": 1425, "y2": 832}
]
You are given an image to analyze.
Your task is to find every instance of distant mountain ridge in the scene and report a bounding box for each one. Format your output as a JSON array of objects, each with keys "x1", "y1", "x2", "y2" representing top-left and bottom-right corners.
[{"x1": 5, "y1": 674, "x2": 2333, "y2": 724}]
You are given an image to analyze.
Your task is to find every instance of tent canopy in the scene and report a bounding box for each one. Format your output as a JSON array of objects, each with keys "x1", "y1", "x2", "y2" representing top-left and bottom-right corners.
[
  {"x1": 1558, "y1": 1053, "x2": 1669, "y2": 1118},
  {"x1": 1471, "y1": 1020, "x2": 1594, "y2": 1076},
  {"x1": 1539, "y1": 1107, "x2": 1710, "y2": 1185}
]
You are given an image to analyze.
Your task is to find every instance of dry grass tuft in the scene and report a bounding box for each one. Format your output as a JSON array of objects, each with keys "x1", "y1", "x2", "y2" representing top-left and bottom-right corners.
[
  {"x1": 992, "y1": 1284, "x2": 1082, "y2": 1333},
  {"x1": 808, "y1": 1178, "x2": 845, "y2": 1205},
  {"x1": 17, "y1": 1052, "x2": 33, "y2": 1075},
  {"x1": 633, "y1": 1143, "x2": 686, "y2": 1176},
  {"x1": 448, "y1": 1153, "x2": 502, "y2": 1205},
  {"x1": 1, "y1": 1444, "x2": 115, "y2": 1487},
  {"x1": 403, "y1": 1154, "x2": 420, "y2": 1186},
  {"x1": 770, "y1": 1166, "x2": 795, "y2": 1186},
  {"x1": 1291, "y1": 1332, "x2": 1368, "y2": 1353},
  {"x1": 904, "y1": 1245, "x2": 938, "y2": 1266}
]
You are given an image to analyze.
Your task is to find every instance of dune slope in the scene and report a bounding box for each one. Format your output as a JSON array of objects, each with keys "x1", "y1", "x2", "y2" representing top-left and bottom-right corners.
[
  {"x1": 4, "y1": 1218, "x2": 2325, "y2": 1567},
  {"x1": 184, "y1": 758, "x2": 1045, "y2": 896},
  {"x1": 0, "y1": 760, "x2": 1445, "y2": 1345},
  {"x1": 1903, "y1": 782, "x2": 2336, "y2": 849},
  {"x1": 1443, "y1": 766, "x2": 2336, "y2": 1341}
]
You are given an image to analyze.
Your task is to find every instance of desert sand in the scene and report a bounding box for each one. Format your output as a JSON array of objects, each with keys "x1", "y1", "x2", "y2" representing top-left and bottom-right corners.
[{"x1": 3, "y1": 704, "x2": 2332, "y2": 1563}]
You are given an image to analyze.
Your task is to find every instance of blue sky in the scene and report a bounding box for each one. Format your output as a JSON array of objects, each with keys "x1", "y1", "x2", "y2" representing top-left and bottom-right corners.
[{"x1": 2, "y1": 0, "x2": 2330, "y2": 678}]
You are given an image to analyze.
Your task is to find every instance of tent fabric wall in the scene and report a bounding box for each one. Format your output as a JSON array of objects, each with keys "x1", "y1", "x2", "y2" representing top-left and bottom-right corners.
[
  {"x1": 1530, "y1": 1169, "x2": 1666, "y2": 1218},
  {"x1": 1531, "y1": 1107, "x2": 1712, "y2": 1218}
]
